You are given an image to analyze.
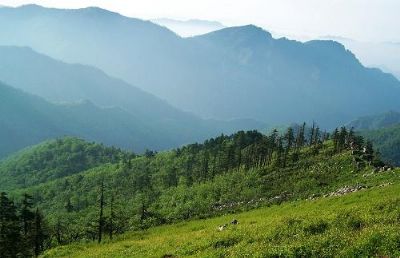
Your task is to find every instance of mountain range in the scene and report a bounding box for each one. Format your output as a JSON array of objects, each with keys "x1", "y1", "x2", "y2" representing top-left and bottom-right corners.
[
  {"x1": 1, "y1": 5, "x2": 399, "y2": 128},
  {"x1": 0, "y1": 46, "x2": 269, "y2": 158}
]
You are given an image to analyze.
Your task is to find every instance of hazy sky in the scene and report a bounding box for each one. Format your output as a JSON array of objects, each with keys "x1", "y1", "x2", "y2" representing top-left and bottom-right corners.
[{"x1": 0, "y1": 0, "x2": 399, "y2": 42}]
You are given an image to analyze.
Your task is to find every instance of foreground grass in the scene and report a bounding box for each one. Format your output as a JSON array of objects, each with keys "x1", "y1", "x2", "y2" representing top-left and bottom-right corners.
[{"x1": 44, "y1": 170, "x2": 400, "y2": 258}]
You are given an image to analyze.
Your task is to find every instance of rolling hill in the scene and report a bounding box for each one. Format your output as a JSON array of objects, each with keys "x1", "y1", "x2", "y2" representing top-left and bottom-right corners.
[
  {"x1": 360, "y1": 125, "x2": 400, "y2": 166},
  {"x1": 1, "y1": 5, "x2": 400, "y2": 127},
  {"x1": 345, "y1": 111, "x2": 400, "y2": 165},
  {"x1": 346, "y1": 110, "x2": 400, "y2": 130},
  {"x1": 0, "y1": 137, "x2": 133, "y2": 191}
]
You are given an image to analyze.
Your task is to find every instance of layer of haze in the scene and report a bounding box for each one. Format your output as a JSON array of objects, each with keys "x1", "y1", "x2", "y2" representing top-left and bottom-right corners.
[
  {"x1": 1, "y1": 0, "x2": 399, "y2": 42},
  {"x1": 0, "y1": 0, "x2": 399, "y2": 78}
]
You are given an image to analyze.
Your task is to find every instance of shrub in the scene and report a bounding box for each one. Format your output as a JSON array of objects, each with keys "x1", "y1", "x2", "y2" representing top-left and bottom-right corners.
[
  {"x1": 212, "y1": 236, "x2": 241, "y2": 248},
  {"x1": 334, "y1": 210, "x2": 364, "y2": 231},
  {"x1": 303, "y1": 220, "x2": 329, "y2": 235}
]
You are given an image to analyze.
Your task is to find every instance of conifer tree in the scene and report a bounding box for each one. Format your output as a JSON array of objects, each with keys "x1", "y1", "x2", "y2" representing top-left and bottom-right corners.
[
  {"x1": 364, "y1": 141, "x2": 374, "y2": 163},
  {"x1": 33, "y1": 208, "x2": 47, "y2": 256},
  {"x1": 283, "y1": 127, "x2": 294, "y2": 167},
  {"x1": 98, "y1": 179, "x2": 105, "y2": 243},
  {"x1": 21, "y1": 193, "x2": 35, "y2": 237},
  {"x1": 108, "y1": 192, "x2": 115, "y2": 240},
  {"x1": 309, "y1": 122, "x2": 316, "y2": 146},
  {"x1": 20, "y1": 193, "x2": 36, "y2": 256},
  {"x1": 313, "y1": 126, "x2": 321, "y2": 146},
  {"x1": 0, "y1": 192, "x2": 21, "y2": 257},
  {"x1": 284, "y1": 127, "x2": 295, "y2": 151},
  {"x1": 296, "y1": 123, "x2": 306, "y2": 148},
  {"x1": 332, "y1": 128, "x2": 340, "y2": 153},
  {"x1": 275, "y1": 137, "x2": 284, "y2": 167},
  {"x1": 338, "y1": 127, "x2": 348, "y2": 151}
]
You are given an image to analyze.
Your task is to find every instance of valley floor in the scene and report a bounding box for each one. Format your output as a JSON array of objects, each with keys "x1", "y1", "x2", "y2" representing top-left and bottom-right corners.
[{"x1": 43, "y1": 172, "x2": 400, "y2": 258}]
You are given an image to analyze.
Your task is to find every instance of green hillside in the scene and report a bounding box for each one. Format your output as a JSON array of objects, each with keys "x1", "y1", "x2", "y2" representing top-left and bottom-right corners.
[
  {"x1": 360, "y1": 124, "x2": 400, "y2": 166},
  {"x1": 43, "y1": 180, "x2": 400, "y2": 257},
  {"x1": 0, "y1": 137, "x2": 133, "y2": 192},
  {"x1": 2, "y1": 125, "x2": 396, "y2": 256},
  {"x1": 347, "y1": 110, "x2": 400, "y2": 130},
  {"x1": 344, "y1": 111, "x2": 400, "y2": 166}
]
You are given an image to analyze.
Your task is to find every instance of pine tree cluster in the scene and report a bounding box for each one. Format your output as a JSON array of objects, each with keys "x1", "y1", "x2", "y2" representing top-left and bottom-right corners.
[{"x1": 0, "y1": 193, "x2": 48, "y2": 257}]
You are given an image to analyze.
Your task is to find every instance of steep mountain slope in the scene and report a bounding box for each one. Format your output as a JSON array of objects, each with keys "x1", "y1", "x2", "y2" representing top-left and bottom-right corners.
[
  {"x1": 0, "y1": 82, "x2": 209, "y2": 158},
  {"x1": 0, "y1": 46, "x2": 192, "y2": 123},
  {"x1": 1, "y1": 5, "x2": 400, "y2": 127},
  {"x1": 347, "y1": 111, "x2": 400, "y2": 130},
  {"x1": 189, "y1": 27, "x2": 400, "y2": 126}
]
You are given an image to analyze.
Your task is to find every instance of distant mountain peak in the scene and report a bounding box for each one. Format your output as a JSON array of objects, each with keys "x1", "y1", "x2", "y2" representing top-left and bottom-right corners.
[
  {"x1": 78, "y1": 6, "x2": 120, "y2": 17},
  {"x1": 13, "y1": 4, "x2": 122, "y2": 20},
  {"x1": 10, "y1": 4, "x2": 49, "y2": 13},
  {"x1": 18, "y1": 4, "x2": 43, "y2": 9},
  {"x1": 195, "y1": 24, "x2": 273, "y2": 45},
  {"x1": 304, "y1": 39, "x2": 360, "y2": 63},
  {"x1": 215, "y1": 24, "x2": 272, "y2": 38},
  {"x1": 306, "y1": 39, "x2": 347, "y2": 50}
]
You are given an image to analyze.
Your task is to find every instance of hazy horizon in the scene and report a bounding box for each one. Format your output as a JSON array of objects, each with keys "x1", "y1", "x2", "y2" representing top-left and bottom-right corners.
[
  {"x1": 0, "y1": 0, "x2": 399, "y2": 42},
  {"x1": 1, "y1": 1, "x2": 399, "y2": 78}
]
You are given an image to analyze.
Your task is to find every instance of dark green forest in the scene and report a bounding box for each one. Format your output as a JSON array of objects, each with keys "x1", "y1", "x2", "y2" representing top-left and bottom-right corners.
[
  {"x1": 0, "y1": 124, "x2": 385, "y2": 256},
  {"x1": 0, "y1": 193, "x2": 47, "y2": 257}
]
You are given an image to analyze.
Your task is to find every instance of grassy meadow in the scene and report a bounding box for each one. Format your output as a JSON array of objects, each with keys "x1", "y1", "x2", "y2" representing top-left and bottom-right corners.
[{"x1": 43, "y1": 170, "x2": 400, "y2": 258}]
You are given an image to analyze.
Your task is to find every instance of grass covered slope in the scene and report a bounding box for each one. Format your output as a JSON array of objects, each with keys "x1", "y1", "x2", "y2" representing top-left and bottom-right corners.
[
  {"x1": 43, "y1": 177, "x2": 400, "y2": 257},
  {"x1": 0, "y1": 137, "x2": 132, "y2": 191},
  {"x1": 7, "y1": 127, "x2": 395, "y2": 249}
]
